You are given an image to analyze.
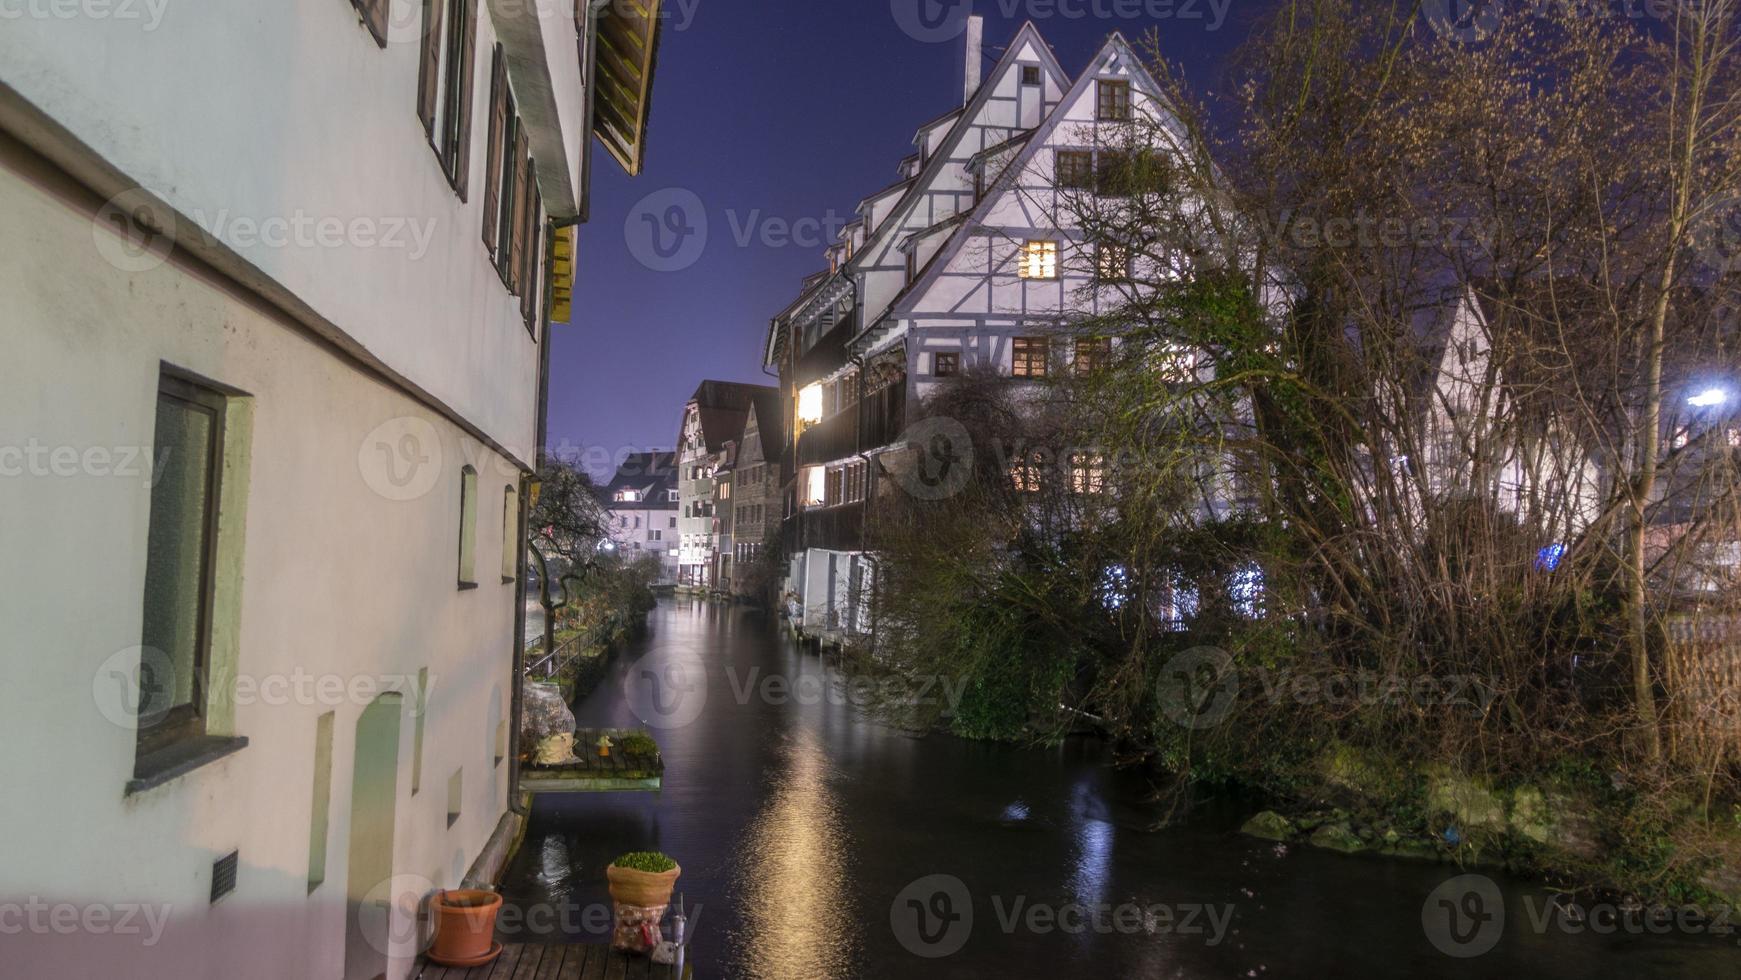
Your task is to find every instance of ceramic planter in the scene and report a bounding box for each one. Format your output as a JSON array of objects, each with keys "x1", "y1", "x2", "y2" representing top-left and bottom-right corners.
[{"x1": 427, "y1": 889, "x2": 503, "y2": 967}]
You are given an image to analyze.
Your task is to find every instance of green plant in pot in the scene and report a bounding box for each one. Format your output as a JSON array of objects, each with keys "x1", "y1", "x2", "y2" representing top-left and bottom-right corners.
[{"x1": 606, "y1": 852, "x2": 681, "y2": 955}]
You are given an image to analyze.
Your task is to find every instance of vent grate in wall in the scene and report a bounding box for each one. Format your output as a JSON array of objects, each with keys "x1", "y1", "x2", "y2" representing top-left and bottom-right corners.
[{"x1": 211, "y1": 850, "x2": 239, "y2": 905}]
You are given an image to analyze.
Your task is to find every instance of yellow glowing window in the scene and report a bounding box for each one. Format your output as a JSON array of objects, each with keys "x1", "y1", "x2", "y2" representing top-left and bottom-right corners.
[
  {"x1": 1019, "y1": 240, "x2": 1058, "y2": 279},
  {"x1": 797, "y1": 384, "x2": 824, "y2": 427},
  {"x1": 1071, "y1": 454, "x2": 1108, "y2": 494},
  {"x1": 801, "y1": 466, "x2": 827, "y2": 507}
]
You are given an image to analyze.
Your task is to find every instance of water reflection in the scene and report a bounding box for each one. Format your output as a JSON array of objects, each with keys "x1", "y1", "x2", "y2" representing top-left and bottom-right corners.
[{"x1": 734, "y1": 727, "x2": 856, "y2": 980}]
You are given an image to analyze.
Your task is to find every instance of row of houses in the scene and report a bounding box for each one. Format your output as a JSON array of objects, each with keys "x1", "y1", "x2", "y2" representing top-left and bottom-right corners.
[
  {"x1": 3, "y1": 2, "x2": 665, "y2": 977},
  {"x1": 736, "y1": 18, "x2": 1737, "y2": 643}
]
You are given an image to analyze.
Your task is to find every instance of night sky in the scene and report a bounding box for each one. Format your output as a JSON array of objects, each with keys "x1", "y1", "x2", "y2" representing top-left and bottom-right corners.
[{"x1": 548, "y1": 0, "x2": 1253, "y2": 478}]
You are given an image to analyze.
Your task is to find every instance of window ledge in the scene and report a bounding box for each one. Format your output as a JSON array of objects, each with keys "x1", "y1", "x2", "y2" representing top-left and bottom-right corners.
[
  {"x1": 127, "y1": 735, "x2": 248, "y2": 796},
  {"x1": 458, "y1": 581, "x2": 480, "y2": 591},
  {"x1": 502, "y1": 576, "x2": 516, "y2": 585}
]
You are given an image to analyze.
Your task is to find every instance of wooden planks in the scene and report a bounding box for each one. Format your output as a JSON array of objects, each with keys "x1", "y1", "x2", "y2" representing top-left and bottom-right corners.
[{"x1": 418, "y1": 943, "x2": 691, "y2": 979}]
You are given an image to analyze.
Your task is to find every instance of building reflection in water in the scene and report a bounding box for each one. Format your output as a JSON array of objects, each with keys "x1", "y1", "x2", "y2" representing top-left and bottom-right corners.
[{"x1": 734, "y1": 726, "x2": 856, "y2": 979}]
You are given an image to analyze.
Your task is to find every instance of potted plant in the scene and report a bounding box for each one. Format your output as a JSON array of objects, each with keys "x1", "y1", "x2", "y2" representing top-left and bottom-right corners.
[
  {"x1": 606, "y1": 852, "x2": 681, "y2": 954},
  {"x1": 427, "y1": 888, "x2": 503, "y2": 967}
]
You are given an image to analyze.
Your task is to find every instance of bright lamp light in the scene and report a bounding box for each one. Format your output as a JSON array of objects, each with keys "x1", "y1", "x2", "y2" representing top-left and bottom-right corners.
[
  {"x1": 797, "y1": 384, "x2": 824, "y2": 426},
  {"x1": 1689, "y1": 387, "x2": 1731, "y2": 408}
]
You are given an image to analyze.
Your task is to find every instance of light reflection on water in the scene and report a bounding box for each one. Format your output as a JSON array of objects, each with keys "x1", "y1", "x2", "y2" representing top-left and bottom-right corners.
[{"x1": 733, "y1": 727, "x2": 856, "y2": 980}]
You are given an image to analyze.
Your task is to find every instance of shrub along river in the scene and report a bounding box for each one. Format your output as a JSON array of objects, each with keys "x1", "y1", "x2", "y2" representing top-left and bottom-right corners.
[{"x1": 497, "y1": 598, "x2": 1741, "y2": 978}]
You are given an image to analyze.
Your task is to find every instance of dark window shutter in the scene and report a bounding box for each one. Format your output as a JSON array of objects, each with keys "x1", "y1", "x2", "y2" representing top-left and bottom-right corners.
[
  {"x1": 521, "y1": 191, "x2": 542, "y2": 329},
  {"x1": 416, "y1": 0, "x2": 444, "y2": 138},
  {"x1": 352, "y1": 0, "x2": 389, "y2": 47},
  {"x1": 507, "y1": 130, "x2": 530, "y2": 294},
  {"x1": 450, "y1": 0, "x2": 477, "y2": 201},
  {"x1": 481, "y1": 48, "x2": 506, "y2": 255}
]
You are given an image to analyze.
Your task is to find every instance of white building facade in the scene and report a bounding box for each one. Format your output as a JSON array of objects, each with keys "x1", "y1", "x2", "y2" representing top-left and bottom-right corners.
[{"x1": 0, "y1": 2, "x2": 660, "y2": 978}]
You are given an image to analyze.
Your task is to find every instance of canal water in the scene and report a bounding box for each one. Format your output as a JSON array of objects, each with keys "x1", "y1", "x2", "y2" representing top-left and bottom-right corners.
[{"x1": 498, "y1": 598, "x2": 1740, "y2": 978}]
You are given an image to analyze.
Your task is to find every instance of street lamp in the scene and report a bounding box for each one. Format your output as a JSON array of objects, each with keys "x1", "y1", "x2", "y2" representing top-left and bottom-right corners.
[{"x1": 1687, "y1": 387, "x2": 1731, "y2": 409}]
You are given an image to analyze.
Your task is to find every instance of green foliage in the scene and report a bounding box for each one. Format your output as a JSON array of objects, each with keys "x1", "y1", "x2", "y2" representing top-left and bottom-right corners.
[
  {"x1": 612, "y1": 851, "x2": 677, "y2": 874},
  {"x1": 616, "y1": 731, "x2": 659, "y2": 757}
]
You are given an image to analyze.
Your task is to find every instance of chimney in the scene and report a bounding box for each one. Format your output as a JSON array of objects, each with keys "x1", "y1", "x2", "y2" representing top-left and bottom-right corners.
[{"x1": 963, "y1": 15, "x2": 984, "y2": 105}]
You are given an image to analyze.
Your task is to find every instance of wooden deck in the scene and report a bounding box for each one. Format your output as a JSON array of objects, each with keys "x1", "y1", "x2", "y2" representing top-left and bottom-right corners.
[
  {"x1": 417, "y1": 943, "x2": 691, "y2": 980},
  {"x1": 520, "y1": 728, "x2": 664, "y2": 795}
]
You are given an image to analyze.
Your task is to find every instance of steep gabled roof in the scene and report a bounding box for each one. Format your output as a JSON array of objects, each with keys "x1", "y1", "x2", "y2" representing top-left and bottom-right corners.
[
  {"x1": 842, "y1": 21, "x2": 1069, "y2": 310},
  {"x1": 685, "y1": 381, "x2": 776, "y2": 453},
  {"x1": 878, "y1": 32, "x2": 1170, "y2": 332}
]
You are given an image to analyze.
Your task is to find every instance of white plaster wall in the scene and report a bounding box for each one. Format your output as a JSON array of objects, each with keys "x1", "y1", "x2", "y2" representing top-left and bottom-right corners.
[
  {"x1": 0, "y1": 151, "x2": 514, "y2": 979},
  {"x1": 0, "y1": 0, "x2": 562, "y2": 459}
]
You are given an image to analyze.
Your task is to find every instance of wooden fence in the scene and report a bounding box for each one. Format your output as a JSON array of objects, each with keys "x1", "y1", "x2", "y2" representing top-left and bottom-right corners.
[{"x1": 1664, "y1": 611, "x2": 1741, "y2": 763}]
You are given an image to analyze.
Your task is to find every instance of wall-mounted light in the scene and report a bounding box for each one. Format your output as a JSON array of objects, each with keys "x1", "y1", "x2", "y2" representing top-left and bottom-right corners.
[{"x1": 1688, "y1": 387, "x2": 1731, "y2": 408}]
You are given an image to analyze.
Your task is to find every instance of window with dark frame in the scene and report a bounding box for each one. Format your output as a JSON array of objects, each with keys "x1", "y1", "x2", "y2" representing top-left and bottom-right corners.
[
  {"x1": 482, "y1": 46, "x2": 514, "y2": 277},
  {"x1": 1096, "y1": 243, "x2": 1131, "y2": 282},
  {"x1": 1075, "y1": 337, "x2": 1112, "y2": 374},
  {"x1": 137, "y1": 373, "x2": 228, "y2": 761},
  {"x1": 435, "y1": 0, "x2": 483, "y2": 199},
  {"x1": 933, "y1": 352, "x2": 960, "y2": 378},
  {"x1": 1097, "y1": 79, "x2": 1131, "y2": 121},
  {"x1": 1021, "y1": 65, "x2": 1041, "y2": 85},
  {"x1": 1056, "y1": 150, "x2": 1093, "y2": 189},
  {"x1": 350, "y1": 0, "x2": 390, "y2": 47},
  {"x1": 1095, "y1": 150, "x2": 1131, "y2": 196},
  {"x1": 1012, "y1": 336, "x2": 1050, "y2": 378}
]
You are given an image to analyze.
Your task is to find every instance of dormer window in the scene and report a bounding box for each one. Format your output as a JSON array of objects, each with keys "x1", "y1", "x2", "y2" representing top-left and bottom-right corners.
[{"x1": 1097, "y1": 79, "x2": 1131, "y2": 121}]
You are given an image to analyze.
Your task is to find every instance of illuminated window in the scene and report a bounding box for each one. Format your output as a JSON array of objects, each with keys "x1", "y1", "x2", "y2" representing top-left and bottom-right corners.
[
  {"x1": 1010, "y1": 452, "x2": 1045, "y2": 493},
  {"x1": 1019, "y1": 240, "x2": 1058, "y2": 279},
  {"x1": 1070, "y1": 453, "x2": 1107, "y2": 494},
  {"x1": 1012, "y1": 337, "x2": 1050, "y2": 378},
  {"x1": 800, "y1": 466, "x2": 826, "y2": 507},
  {"x1": 1096, "y1": 244, "x2": 1130, "y2": 281},
  {"x1": 1157, "y1": 343, "x2": 1198, "y2": 383},
  {"x1": 797, "y1": 384, "x2": 824, "y2": 427}
]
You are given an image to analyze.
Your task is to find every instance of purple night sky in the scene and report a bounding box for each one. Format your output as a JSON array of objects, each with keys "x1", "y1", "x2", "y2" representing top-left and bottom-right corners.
[{"x1": 546, "y1": 0, "x2": 1250, "y2": 479}]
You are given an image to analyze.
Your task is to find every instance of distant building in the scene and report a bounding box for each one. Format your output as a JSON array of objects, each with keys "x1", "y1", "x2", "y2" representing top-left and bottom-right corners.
[
  {"x1": 601, "y1": 452, "x2": 680, "y2": 583},
  {"x1": 730, "y1": 391, "x2": 786, "y2": 600},
  {"x1": 675, "y1": 381, "x2": 775, "y2": 590}
]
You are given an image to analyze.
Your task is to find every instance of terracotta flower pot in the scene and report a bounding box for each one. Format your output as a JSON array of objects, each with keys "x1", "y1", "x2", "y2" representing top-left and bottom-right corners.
[
  {"x1": 606, "y1": 862, "x2": 681, "y2": 908},
  {"x1": 428, "y1": 889, "x2": 503, "y2": 967}
]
